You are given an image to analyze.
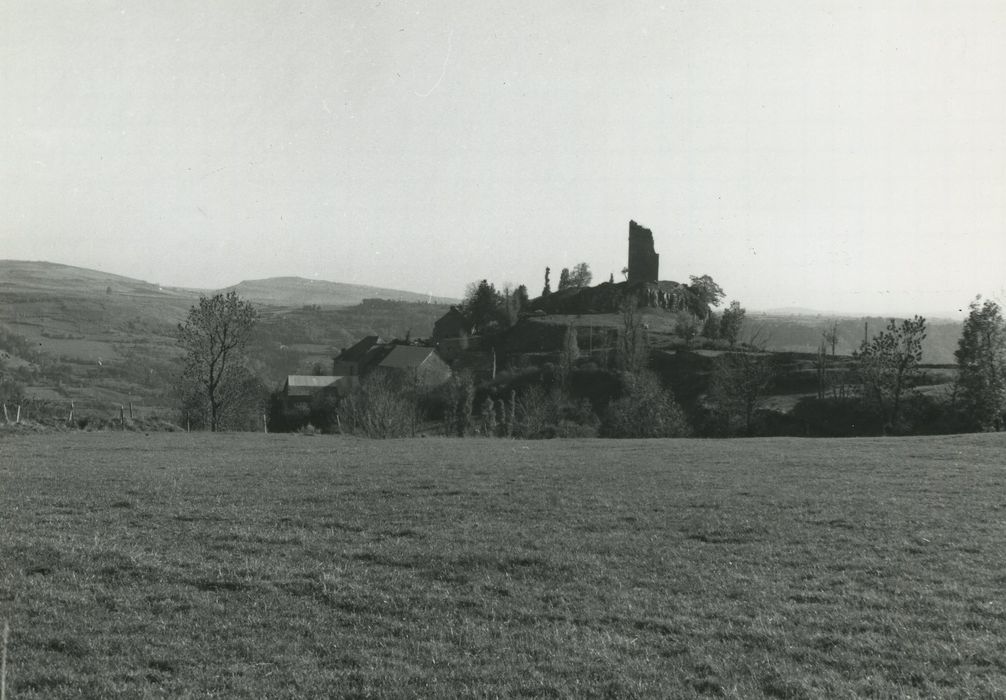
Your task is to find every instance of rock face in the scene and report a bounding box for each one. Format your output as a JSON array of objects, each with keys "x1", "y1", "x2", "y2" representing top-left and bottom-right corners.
[{"x1": 627, "y1": 220, "x2": 659, "y2": 284}]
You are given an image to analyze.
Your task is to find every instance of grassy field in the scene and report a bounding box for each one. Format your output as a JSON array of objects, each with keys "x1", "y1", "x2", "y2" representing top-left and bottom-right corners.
[{"x1": 1, "y1": 433, "x2": 1005, "y2": 697}]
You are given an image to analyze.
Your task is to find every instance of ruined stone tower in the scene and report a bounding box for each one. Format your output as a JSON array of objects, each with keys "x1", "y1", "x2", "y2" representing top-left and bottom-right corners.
[{"x1": 627, "y1": 220, "x2": 659, "y2": 284}]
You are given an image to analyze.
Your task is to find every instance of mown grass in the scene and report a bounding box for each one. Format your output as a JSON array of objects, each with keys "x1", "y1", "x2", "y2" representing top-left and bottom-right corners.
[{"x1": 1, "y1": 432, "x2": 1005, "y2": 697}]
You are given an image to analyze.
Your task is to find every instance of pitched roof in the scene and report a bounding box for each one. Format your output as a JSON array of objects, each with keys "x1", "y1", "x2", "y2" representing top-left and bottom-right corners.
[
  {"x1": 437, "y1": 306, "x2": 467, "y2": 322},
  {"x1": 337, "y1": 335, "x2": 384, "y2": 362},
  {"x1": 284, "y1": 375, "x2": 348, "y2": 397},
  {"x1": 377, "y1": 345, "x2": 439, "y2": 370},
  {"x1": 286, "y1": 375, "x2": 343, "y2": 388}
]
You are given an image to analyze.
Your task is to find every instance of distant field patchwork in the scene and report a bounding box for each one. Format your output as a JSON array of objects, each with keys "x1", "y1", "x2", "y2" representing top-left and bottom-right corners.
[{"x1": 1, "y1": 433, "x2": 1005, "y2": 697}]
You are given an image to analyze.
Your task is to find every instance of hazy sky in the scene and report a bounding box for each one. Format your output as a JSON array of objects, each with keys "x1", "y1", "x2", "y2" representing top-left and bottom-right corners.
[{"x1": 2, "y1": 1, "x2": 1003, "y2": 317}]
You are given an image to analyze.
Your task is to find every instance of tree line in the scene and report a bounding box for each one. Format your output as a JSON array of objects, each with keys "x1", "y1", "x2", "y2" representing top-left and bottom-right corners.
[{"x1": 171, "y1": 288, "x2": 1006, "y2": 437}]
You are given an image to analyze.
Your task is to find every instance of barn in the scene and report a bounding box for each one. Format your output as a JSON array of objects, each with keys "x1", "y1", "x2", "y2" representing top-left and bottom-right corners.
[
  {"x1": 374, "y1": 346, "x2": 452, "y2": 389},
  {"x1": 332, "y1": 336, "x2": 385, "y2": 376},
  {"x1": 282, "y1": 375, "x2": 354, "y2": 405}
]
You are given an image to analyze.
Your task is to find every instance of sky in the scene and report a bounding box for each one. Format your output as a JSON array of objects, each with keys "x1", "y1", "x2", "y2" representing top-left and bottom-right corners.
[{"x1": 1, "y1": 1, "x2": 1003, "y2": 318}]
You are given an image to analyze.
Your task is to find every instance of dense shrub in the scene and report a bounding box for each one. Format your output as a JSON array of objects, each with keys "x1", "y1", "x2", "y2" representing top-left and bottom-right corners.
[
  {"x1": 0, "y1": 376, "x2": 25, "y2": 406},
  {"x1": 514, "y1": 385, "x2": 560, "y2": 439},
  {"x1": 788, "y1": 393, "x2": 963, "y2": 437},
  {"x1": 600, "y1": 371, "x2": 690, "y2": 438},
  {"x1": 900, "y1": 393, "x2": 970, "y2": 435},
  {"x1": 566, "y1": 366, "x2": 621, "y2": 413},
  {"x1": 338, "y1": 373, "x2": 418, "y2": 438},
  {"x1": 180, "y1": 366, "x2": 267, "y2": 432},
  {"x1": 442, "y1": 372, "x2": 476, "y2": 436},
  {"x1": 790, "y1": 397, "x2": 883, "y2": 437}
]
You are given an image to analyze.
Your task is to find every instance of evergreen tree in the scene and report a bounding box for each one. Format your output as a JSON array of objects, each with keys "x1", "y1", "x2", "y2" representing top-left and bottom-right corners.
[
  {"x1": 463, "y1": 279, "x2": 503, "y2": 334},
  {"x1": 955, "y1": 297, "x2": 1006, "y2": 431},
  {"x1": 558, "y1": 267, "x2": 572, "y2": 291},
  {"x1": 702, "y1": 312, "x2": 721, "y2": 340},
  {"x1": 616, "y1": 293, "x2": 649, "y2": 374},
  {"x1": 719, "y1": 301, "x2": 746, "y2": 346},
  {"x1": 515, "y1": 284, "x2": 530, "y2": 311},
  {"x1": 558, "y1": 323, "x2": 580, "y2": 386}
]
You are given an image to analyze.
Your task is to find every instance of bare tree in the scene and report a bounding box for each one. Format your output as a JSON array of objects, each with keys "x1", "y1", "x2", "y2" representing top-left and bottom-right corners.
[
  {"x1": 674, "y1": 313, "x2": 699, "y2": 345},
  {"x1": 338, "y1": 373, "x2": 416, "y2": 438},
  {"x1": 855, "y1": 316, "x2": 927, "y2": 433},
  {"x1": 177, "y1": 292, "x2": 258, "y2": 431},
  {"x1": 570, "y1": 262, "x2": 593, "y2": 288},
  {"x1": 514, "y1": 385, "x2": 559, "y2": 438},
  {"x1": 709, "y1": 352, "x2": 775, "y2": 436},
  {"x1": 814, "y1": 341, "x2": 828, "y2": 400},
  {"x1": 823, "y1": 322, "x2": 840, "y2": 357},
  {"x1": 443, "y1": 371, "x2": 475, "y2": 436}
]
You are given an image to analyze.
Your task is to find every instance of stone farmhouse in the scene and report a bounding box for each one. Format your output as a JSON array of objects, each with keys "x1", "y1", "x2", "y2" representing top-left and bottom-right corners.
[
  {"x1": 432, "y1": 306, "x2": 472, "y2": 344},
  {"x1": 332, "y1": 335, "x2": 386, "y2": 376},
  {"x1": 282, "y1": 337, "x2": 453, "y2": 407},
  {"x1": 278, "y1": 374, "x2": 355, "y2": 416},
  {"x1": 373, "y1": 345, "x2": 451, "y2": 387}
]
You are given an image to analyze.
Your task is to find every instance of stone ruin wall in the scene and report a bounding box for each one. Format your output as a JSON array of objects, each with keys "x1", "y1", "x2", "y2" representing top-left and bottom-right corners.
[{"x1": 627, "y1": 220, "x2": 659, "y2": 284}]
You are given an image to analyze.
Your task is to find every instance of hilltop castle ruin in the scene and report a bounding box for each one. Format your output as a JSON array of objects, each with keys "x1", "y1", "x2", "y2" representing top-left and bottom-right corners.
[{"x1": 627, "y1": 220, "x2": 659, "y2": 284}]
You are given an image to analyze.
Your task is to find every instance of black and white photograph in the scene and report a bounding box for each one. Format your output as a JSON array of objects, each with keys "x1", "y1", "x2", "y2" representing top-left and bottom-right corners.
[{"x1": 1, "y1": 1, "x2": 1004, "y2": 696}]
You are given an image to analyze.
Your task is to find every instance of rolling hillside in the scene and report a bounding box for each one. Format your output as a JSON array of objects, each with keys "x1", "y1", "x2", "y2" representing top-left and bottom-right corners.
[
  {"x1": 0, "y1": 260, "x2": 967, "y2": 426},
  {"x1": 745, "y1": 312, "x2": 962, "y2": 365},
  {"x1": 225, "y1": 276, "x2": 454, "y2": 308},
  {"x1": 0, "y1": 261, "x2": 452, "y2": 420}
]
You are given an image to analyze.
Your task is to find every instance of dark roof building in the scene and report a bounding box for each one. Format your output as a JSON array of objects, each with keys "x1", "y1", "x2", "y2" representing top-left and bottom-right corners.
[
  {"x1": 332, "y1": 335, "x2": 386, "y2": 376},
  {"x1": 432, "y1": 306, "x2": 472, "y2": 343},
  {"x1": 375, "y1": 345, "x2": 451, "y2": 388}
]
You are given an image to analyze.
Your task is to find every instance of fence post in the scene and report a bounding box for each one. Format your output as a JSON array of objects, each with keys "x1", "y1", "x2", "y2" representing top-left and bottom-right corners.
[
  {"x1": 2, "y1": 620, "x2": 9, "y2": 700},
  {"x1": 119, "y1": 405, "x2": 125, "y2": 427}
]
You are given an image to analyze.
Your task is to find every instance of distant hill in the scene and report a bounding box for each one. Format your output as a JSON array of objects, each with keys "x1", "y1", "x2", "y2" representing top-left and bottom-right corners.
[
  {"x1": 744, "y1": 313, "x2": 962, "y2": 365},
  {"x1": 0, "y1": 260, "x2": 966, "y2": 422},
  {"x1": 0, "y1": 259, "x2": 196, "y2": 300},
  {"x1": 0, "y1": 261, "x2": 457, "y2": 308},
  {"x1": 225, "y1": 276, "x2": 455, "y2": 308},
  {"x1": 0, "y1": 261, "x2": 453, "y2": 419}
]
